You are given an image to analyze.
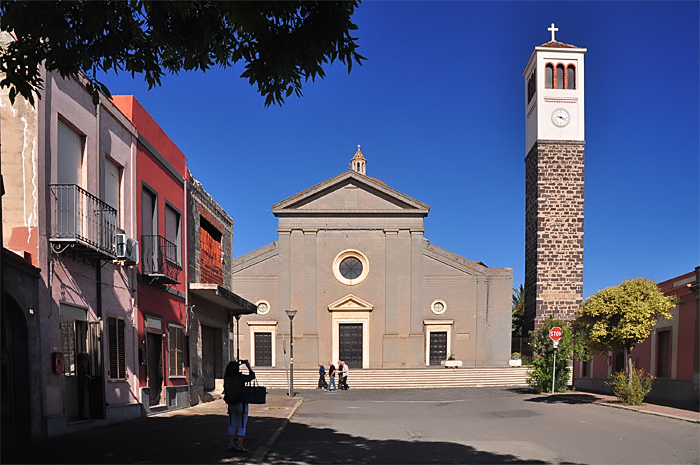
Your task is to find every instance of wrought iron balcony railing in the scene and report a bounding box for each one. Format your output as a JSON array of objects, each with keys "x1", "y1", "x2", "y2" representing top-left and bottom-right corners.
[
  {"x1": 49, "y1": 184, "x2": 117, "y2": 259},
  {"x1": 141, "y1": 235, "x2": 181, "y2": 285}
]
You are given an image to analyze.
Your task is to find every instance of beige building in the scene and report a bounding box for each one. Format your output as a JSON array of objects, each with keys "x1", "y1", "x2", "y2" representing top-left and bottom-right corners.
[{"x1": 232, "y1": 149, "x2": 512, "y2": 369}]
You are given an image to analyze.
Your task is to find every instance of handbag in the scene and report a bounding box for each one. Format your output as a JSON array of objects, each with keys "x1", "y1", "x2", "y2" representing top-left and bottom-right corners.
[{"x1": 245, "y1": 379, "x2": 267, "y2": 404}]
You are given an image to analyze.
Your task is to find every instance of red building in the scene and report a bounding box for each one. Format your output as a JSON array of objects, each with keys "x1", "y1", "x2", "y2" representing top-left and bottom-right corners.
[
  {"x1": 112, "y1": 96, "x2": 190, "y2": 413},
  {"x1": 574, "y1": 267, "x2": 700, "y2": 408}
]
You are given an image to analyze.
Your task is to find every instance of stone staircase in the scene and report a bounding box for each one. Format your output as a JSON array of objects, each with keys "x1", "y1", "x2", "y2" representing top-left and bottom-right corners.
[{"x1": 251, "y1": 366, "x2": 530, "y2": 390}]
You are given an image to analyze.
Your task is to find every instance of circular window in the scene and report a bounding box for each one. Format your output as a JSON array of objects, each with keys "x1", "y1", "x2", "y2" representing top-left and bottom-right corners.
[
  {"x1": 256, "y1": 300, "x2": 270, "y2": 315},
  {"x1": 333, "y1": 249, "x2": 369, "y2": 286},
  {"x1": 431, "y1": 299, "x2": 447, "y2": 315},
  {"x1": 340, "y1": 257, "x2": 363, "y2": 280}
]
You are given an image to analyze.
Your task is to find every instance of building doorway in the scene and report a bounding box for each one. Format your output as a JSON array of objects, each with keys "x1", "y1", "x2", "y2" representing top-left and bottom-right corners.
[
  {"x1": 146, "y1": 332, "x2": 163, "y2": 406},
  {"x1": 1, "y1": 294, "x2": 31, "y2": 443},
  {"x1": 201, "y1": 325, "x2": 216, "y2": 390},
  {"x1": 254, "y1": 333, "x2": 272, "y2": 366},
  {"x1": 429, "y1": 332, "x2": 447, "y2": 365},
  {"x1": 339, "y1": 324, "x2": 363, "y2": 368}
]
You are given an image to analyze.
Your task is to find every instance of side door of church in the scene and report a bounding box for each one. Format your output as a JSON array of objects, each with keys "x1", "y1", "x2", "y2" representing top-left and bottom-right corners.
[{"x1": 429, "y1": 332, "x2": 447, "y2": 365}]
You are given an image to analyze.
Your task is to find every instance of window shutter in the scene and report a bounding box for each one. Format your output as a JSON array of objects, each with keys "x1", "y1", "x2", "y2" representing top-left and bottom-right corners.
[
  {"x1": 108, "y1": 316, "x2": 118, "y2": 379},
  {"x1": 104, "y1": 158, "x2": 121, "y2": 213},
  {"x1": 57, "y1": 120, "x2": 82, "y2": 185},
  {"x1": 165, "y1": 206, "x2": 180, "y2": 263},
  {"x1": 169, "y1": 326, "x2": 177, "y2": 377},
  {"x1": 117, "y1": 318, "x2": 126, "y2": 379},
  {"x1": 108, "y1": 316, "x2": 127, "y2": 380}
]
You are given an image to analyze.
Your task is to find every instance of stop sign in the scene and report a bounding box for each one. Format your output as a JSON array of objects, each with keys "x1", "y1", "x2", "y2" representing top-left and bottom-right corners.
[{"x1": 549, "y1": 327, "x2": 563, "y2": 341}]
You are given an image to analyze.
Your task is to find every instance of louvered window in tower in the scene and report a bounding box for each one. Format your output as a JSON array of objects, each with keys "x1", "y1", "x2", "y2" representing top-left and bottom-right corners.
[
  {"x1": 168, "y1": 324, "x2": 186, "y2": 377},
  {"x1": 108, "y1": 316, "x2": 127, "y2": 380}
]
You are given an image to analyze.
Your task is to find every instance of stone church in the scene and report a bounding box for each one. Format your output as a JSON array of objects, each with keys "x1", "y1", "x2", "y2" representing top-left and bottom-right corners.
[{"x1": 231, "y1": 149, "x2": 512, "y2": 369}]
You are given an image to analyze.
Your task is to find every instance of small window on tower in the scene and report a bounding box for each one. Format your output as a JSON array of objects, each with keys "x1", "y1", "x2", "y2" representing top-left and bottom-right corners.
[
  {"x1": 545, "y1": 64, "x2": 553, "y2": 89},
  {"x1": 556, "y1": 64, "x2": 565, "y2": 89},
  {"x1": 567, "y1": 65, "x2": 576, "y2": 89}
]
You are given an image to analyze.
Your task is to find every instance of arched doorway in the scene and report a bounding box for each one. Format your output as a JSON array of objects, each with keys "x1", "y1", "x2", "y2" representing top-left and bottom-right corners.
[{"x1": 1, "y1": 293, "x2": 31, "y2": 442}]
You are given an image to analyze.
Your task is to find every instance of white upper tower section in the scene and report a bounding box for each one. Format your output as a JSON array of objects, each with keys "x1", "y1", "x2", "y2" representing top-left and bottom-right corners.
[
  {"x1": 523, "y1": 24, "x2": 586, "y2": 152},
  {"x1": 350, "y1": 145, "x2": 367, "y2": 175}
]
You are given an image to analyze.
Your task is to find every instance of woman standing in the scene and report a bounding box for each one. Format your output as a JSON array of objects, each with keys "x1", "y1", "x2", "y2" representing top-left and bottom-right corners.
[{"x1": 223, "y1": 359, "x2": 255, "y2": 452}]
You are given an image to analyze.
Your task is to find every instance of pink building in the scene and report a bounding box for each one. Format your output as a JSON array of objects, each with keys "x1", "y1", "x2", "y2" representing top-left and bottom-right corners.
[
  {"x1": 574, "y1": 268, "x2": 700, "y2": 407},
  {"x1": 1, "y1": 64, "x2": 141, "y2": 438}
]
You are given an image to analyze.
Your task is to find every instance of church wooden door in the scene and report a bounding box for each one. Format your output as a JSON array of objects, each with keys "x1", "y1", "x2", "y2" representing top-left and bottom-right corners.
[
  {"x1": 429, "y1": 332, "x2": 447, "y2": 365},
  {"x1": 339, "y1": 324, "x2": 363, "y2": 368},
  {"x1": 254, "y1": 333, "x2": 272, "y2": 366}
]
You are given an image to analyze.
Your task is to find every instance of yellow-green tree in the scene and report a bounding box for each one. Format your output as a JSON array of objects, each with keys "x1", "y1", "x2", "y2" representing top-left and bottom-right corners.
[{"x1": 573, "y1": 278, "x2": 676, "y2": 377}]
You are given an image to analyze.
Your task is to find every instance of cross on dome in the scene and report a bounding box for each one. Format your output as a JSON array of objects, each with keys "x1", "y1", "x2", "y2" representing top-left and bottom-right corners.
[{"x1": 548, "y1": 23, "x2": 559, "y2": 42}]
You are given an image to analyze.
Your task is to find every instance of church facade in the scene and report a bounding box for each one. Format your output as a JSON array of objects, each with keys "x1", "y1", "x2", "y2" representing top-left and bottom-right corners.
[{"x1": 231, "y1": 150, "x2": 512, "y2": 369}]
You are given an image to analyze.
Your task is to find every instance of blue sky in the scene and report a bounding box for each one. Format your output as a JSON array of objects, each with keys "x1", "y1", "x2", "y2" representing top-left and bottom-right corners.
[{"x1": 101, "y1": 1, "x2": 699, "y2": 298}]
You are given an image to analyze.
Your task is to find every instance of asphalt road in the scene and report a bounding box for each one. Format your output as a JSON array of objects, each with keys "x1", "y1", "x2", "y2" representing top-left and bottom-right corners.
[{"x1": 267, "y1": 388, "x2": 700, "y2": 464}]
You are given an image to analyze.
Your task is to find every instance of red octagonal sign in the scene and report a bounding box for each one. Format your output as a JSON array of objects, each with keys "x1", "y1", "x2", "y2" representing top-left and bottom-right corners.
[{"x1": 549, "y1": 327, "x2": 563, "y2": 341}]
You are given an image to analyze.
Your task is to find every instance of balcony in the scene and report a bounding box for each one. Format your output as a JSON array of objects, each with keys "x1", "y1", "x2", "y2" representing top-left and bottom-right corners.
[
  {"x1": 141, "y1": 235, "x2": 181, "y2": 285},
  {"x1": 49, "y1": 184, "x2": 117, "y2": 260}
]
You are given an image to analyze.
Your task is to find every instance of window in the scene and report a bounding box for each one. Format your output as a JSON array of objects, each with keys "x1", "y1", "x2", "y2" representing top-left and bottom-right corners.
[
  {"x1": 57, "y1": 119, "x2": 83, "y2": 185},
  {"x1": 567, "y1": 65, "x2": 576, "y2": 89},
  {"x1": 256, "y1": 300, "x2": 270, "y2": 315},
  {"x1": 431, "y1": 299, "x2": 447, "y2": 315},
  {"x1": 340, "y1": 257, "x2": 363, "y2": 279},
  {"x1": 527, "y1": 70, "x2": 536, "y2": 103},
  {"x1": 142, "y1": 187, "x2": 157, "y2": 236},
  {"x1": 200, "y1": 217, "x2": 223, "y2": 285},
  {"x1": 108, "y1": 315, "x2": 127, "y2": 380},
  {"x1": 165, "y1": 204, "x2": 181, "y2": 265},
  {"x1": 545, "y1": 64, "x2": 553, "y2": 89},
  {"x1": 657, "y1": 330, "x2": 671, "y2": 378},
  {"x1": 105, "y1": 157, "x2": 122, "y2": 224},
  {"x1": 333, "y1": 249, "x2": 370, "y2": 285},
  {"x1": 168, "y1": 324, "x2": 186, "y2": 377},
  {"x1": 556, "y1": 64, "x2": 565, "y2": 89}
]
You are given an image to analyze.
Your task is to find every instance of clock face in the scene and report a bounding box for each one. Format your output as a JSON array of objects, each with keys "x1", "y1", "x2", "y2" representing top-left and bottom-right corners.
[{"x1": 552, "y1": 108, "x2": 570, "y2": 127}]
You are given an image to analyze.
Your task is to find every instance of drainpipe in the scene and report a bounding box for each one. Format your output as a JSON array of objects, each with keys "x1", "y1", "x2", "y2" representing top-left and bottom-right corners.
[
  {"x1": 184, "y1": 172, "x2": 191, "y2": 405},
  {"x1": 95, "y1": 95, "x2": 107, "y2": 419}
]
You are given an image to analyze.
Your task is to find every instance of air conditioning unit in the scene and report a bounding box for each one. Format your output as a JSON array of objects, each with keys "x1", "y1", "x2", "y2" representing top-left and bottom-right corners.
[{"x1": 115, "y1": 234, "x2": 139, "y2": 265}]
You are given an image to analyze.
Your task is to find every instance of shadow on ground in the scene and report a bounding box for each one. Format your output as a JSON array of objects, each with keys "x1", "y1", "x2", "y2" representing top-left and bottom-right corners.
[
  {"x1": 1, "y1": 409, "x2": 276, "y2": 464},
  {"x1": 268, "y1": 421, "x2": 583, "y2": 465},
  {"x1": 525, "y1": 393, "x2": 601, "y2": 405}
]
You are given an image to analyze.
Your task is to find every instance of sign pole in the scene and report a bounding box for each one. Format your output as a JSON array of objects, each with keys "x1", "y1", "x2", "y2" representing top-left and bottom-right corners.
[
  {"x1": 548, "y1": 327, "x2": 563, "y2": 394},
  {"x1": 551, "y1": 343, "x2": 558, "y2": 394}
]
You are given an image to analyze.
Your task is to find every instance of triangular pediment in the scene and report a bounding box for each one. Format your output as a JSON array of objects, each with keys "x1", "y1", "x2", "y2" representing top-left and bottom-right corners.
[
  {"x1": 327, "y1": 294, "x2": 374, "y2": 312},
  {"x1": 272, "y1": 170, "x2": 430, "y2": 217}
]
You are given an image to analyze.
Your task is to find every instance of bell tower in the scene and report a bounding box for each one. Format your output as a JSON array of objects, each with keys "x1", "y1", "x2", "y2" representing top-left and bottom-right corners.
[
  {"x1": 523, "y1": 24, "x2": 586, "y2": 332},
  {"x1": 350, "y1": 145, "x2": 366, "y2": 175}
]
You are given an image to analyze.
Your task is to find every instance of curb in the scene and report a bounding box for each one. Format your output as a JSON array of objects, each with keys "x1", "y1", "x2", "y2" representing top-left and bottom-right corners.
[
  {"x1": 595, "y1": 402, "x2": 700, "y2": 424},
  {"x1": 246, "y1": 398, "x2": 304, "y2": 465}
]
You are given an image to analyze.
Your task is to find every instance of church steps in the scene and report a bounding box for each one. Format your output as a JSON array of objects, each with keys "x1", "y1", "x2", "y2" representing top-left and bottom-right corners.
[{"x1": 249, "y1": 367, "x2": 530, "y2": 390}]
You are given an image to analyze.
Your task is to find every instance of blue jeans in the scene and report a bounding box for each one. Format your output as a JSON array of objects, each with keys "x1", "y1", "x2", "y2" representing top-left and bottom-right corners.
[
  {"x1": 327, "y1": 375, "x2": 336, "y2": 391},
  {"x1": 227, "y1": 403, "x2": 249, "y2": 436}
]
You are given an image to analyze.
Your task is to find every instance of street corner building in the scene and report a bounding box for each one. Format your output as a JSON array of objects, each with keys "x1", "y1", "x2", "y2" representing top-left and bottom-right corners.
[{"x1": 231, "y1": 149, "x2": 513, "y2": 370}]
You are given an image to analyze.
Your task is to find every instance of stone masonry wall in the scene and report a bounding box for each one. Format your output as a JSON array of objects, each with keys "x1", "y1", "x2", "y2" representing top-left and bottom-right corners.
[{"x1": 524, "y1": 140, "x2": 584, "y2": 332}]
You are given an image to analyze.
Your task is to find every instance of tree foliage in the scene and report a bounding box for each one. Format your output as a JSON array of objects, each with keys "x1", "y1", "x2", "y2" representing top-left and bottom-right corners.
[
  {"x1": 573, "y1": 278, "x2": 676, "y2": 356},
  {"x1": 0, "y1": 1, "x2": 365, "y2": 106},
  {"x1": 573, "y1": 278, "x2": 676, "y2": 375},
  {"x1": 512, "y1": 284, "x2": 525, "y2": 336},
  {"x1": 526, "y1": 317, "x2": 588, "y2": 393}
]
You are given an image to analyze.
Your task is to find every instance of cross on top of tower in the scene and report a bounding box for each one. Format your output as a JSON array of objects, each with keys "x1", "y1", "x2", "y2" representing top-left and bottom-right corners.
[{"x1": 548, "y1": 23, "x2": 559, "y2": 42}]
